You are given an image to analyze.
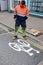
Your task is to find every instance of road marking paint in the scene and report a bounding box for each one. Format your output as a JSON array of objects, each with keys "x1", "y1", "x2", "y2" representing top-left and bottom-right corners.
[
  {"x1": 9, "y1": 39, "x2": 40, "y2": 56},
  {"x1": 11, "y1": 32, "x2": 43, "y2": 50}
]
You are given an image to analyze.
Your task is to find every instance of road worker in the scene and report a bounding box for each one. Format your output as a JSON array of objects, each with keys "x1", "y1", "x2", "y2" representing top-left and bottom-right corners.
[{"x1": 13, "y1": 0, "x2": 29, "y2": 39}]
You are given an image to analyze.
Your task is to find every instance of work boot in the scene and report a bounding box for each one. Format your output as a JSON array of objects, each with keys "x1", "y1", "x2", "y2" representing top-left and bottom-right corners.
[
  {"x1": 23, "y1": 35, "x2": 27, "y2": 40},
  {"x1": 13, "y1": 36, "x2": 18, "y2": 40}
]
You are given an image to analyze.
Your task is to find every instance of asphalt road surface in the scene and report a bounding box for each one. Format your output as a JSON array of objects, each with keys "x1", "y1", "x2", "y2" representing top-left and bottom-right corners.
[
  {"x1": 0, "y1": 12, "x2": 43, "y2": 65},
  {"x1": 0, "y1": 27, "x2": 43, "y2": 65}
]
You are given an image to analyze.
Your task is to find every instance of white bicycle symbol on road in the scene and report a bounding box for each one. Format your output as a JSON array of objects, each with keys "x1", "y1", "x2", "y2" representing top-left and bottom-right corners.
[{"x1": 8, "y1": 39, "x2": 40, "y2": 56}]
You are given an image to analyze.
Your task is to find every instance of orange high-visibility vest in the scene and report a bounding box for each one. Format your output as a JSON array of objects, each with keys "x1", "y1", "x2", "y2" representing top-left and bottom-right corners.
[{"x1": 14, "y1": 5, "x2": 29, "y2": 17}]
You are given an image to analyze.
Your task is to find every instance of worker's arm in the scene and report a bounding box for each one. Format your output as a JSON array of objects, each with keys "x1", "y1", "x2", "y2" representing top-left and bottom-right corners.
[
  {"x1": 14, "y1": 6, "x2": 17, "y2": 19},
  {"x1": 25, "y1": 8, "x2": 29, "y2": 19}
]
